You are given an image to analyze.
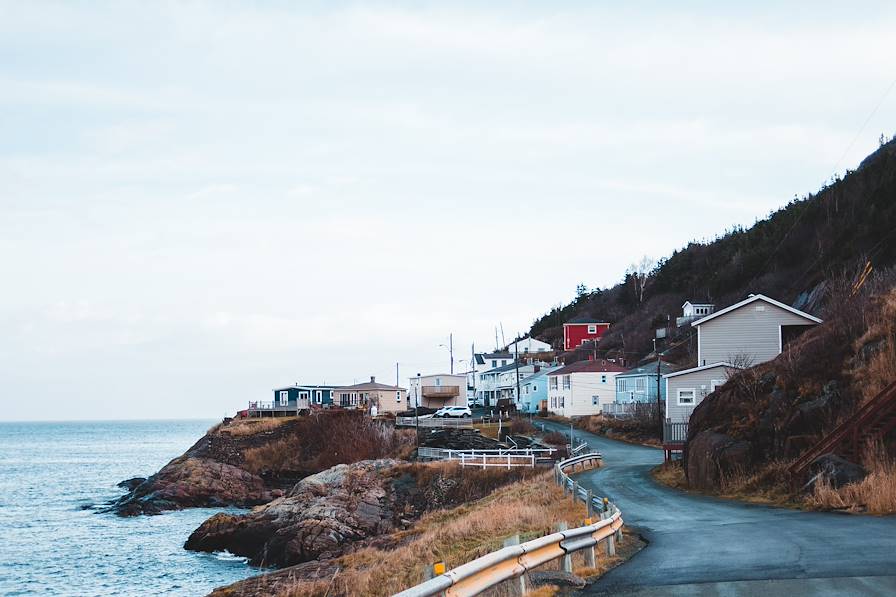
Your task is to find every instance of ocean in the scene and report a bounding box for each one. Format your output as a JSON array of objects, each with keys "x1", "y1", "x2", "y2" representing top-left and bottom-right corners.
[{"x1": 0, "y1": 420, "x2": 258, "y2": 596}]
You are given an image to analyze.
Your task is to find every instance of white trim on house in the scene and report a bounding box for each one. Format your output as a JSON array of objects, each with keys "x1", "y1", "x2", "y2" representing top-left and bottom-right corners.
[
  {"x1": 279, "y1": 391, "x2": 289, "y2": 406},
  {"x1": 677, "y1": 388, "x2": 696, "y2": 405},
  {"x1": 710, "y1": 379, "x2": 725, "y2": 391},
  {"x1": 690, "y1": 294, "x2": 822, "y2": 327},
  {"x1": 663, "y1": 361, "x2": 738, "y2": 379}
]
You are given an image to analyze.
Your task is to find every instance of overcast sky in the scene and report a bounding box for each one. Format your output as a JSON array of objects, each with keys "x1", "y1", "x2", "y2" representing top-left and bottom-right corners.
[{"x1": 2, "y1": 2, "x2": 895, "y2": 420}]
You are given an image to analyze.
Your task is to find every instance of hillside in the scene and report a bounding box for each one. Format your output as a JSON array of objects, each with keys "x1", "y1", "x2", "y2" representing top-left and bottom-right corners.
[{"x1": 530, "y1": 137, "x2": 896, "y2": 365}]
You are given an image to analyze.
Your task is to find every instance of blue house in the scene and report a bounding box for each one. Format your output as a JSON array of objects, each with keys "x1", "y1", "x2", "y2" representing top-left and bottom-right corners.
[
  {"x1": 517, "y1": 366, "x2": 559, "y2": 414},
  {"x1": 614, "y1": 360, "x2": 677, "y2": 405},
  {"x1": 262, "y1": 384, "x2": 337, "y2": 415}
]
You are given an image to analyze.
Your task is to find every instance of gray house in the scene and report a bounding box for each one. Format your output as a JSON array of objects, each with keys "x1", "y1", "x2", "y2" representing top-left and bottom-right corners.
[{"x1": 664, "y1": 294, "x2": 821, "y2": 426}]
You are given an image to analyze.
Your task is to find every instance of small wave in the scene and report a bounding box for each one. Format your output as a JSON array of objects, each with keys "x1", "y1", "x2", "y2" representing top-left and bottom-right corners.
[{"x1": 212, "y1": 550, "x2": 249, "y2": 563}]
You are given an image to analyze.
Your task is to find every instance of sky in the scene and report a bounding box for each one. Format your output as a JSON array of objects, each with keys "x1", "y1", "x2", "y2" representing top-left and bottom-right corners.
[{"x1": 2, "y1": 1, "x2": 896, "y2": 420}]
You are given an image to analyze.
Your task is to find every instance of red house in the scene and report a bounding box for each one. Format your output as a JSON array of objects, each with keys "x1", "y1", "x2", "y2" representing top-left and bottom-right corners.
[{"x1": 563, "y1": 317, "x2": 611, "y2": 351}]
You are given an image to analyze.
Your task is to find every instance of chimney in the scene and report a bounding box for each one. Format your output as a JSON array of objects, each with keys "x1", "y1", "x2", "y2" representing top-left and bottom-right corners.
[{"x1": 370, "y1": 376, "x2": 376, "y2": 383}]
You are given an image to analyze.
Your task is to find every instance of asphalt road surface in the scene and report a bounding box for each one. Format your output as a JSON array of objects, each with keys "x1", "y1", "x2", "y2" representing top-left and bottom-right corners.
[{"x1": 538, "y1": 420, "x2": 896, "y2": 596}]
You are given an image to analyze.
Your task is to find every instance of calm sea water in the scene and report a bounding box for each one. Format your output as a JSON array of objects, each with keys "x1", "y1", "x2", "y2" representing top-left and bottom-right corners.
[{"x1": 0, "y1": 420, "x2": 258, "y2": 596}]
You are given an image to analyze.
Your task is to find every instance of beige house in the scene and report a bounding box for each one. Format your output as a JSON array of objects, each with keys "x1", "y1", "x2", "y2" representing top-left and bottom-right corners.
[
  {"x1": 336, "y1": 377, "x2": 408, "y2": 414},
  {"x1": 408, "y1": 374, "x2": 467, "y2": 409},
  {"x1": 664, "y1": 293, "x2": 821, "y2": 424}
]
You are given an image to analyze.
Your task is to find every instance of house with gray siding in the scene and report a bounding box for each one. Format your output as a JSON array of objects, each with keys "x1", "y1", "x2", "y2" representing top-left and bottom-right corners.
[{"x1": 664, "y1": 293, "x2": 821, "y2": 430}]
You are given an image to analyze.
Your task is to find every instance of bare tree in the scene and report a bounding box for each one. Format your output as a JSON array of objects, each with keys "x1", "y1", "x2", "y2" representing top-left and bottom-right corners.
[{"x1": 626, "y1": 255, "x2": 656, "y2": 304}]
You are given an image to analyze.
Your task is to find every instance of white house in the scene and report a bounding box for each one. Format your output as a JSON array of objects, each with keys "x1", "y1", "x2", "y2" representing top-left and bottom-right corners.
[
  {"x1": 677, "y1": 301, "x2": 715, "y2": 327},
  {"x1": 408, "y1": 374, "x2": 468, "y2": 409},
  {"x1": 472, "y1": 352, "x2": 515, "y2": 406},
  {"x1": 546, "y1": 360, "x2": 628, "y2": 417},
  {"x1": 504, "y1": 336, "x2": 552, "y2": 355},
  {"x1": 664, "y1": 294, "x2": 822, "y2": 426}
]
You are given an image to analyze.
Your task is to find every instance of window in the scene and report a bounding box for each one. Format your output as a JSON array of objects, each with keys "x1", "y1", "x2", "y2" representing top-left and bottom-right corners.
[
  {"x1": 316, "y1": 390, "x2": 322, "y2": 404},
  {"x1": 592, "y1": 395, "x2": 599, "y2": 405},
  {"x1": 435, "y1": 377, "x2": 442, "y2": 386},
  {"x1": 492, "y1": 360, "x2": 497, "y2": 367},
  {"x1": 636, "y1": 378, "x2": 646, "y2": 391},
  {"x1": 587, "y1": 325, "x2": 597, "y2": 334},
  {"x1": 549, "y1": 377, "x2": 558, "y2": 390},
  {"x1": 396, "y1": 391, "x2": 401, "y2": 402},
  {"x1": 677, "y1": 389, "x2": 695, "y2": 405},
  {"x1": 560, "y1": 396, "x2": 565, "y2": 407},
  {"x1": 502, "y1": 360, "x2": 507, "y2": 366},
  {"x1": 562, "y1": 375, "x2": 571, "y2": 390},
  {"x1": 523, "y1": 347, "x2": 529, "y2": 353},
  {"x1": 279, "y1": 391, "x2": 289, "y2": 406},
  {"x1": 601, "y1": 375, "x2": 607, "y2": 384},
  {"x1": 299, "y1": 391, "x2": 309, "y2": 403},
  {"x1": 533, "y1": 385, "x2": 537, "y2": 392},
  {"x1": 710, "y1": 379, "x2": 724, "y2": 392}
]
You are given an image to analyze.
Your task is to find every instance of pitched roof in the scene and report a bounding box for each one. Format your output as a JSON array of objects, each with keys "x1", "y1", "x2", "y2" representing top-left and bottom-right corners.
[
  {"x1": 522, "y1": 366, "x2": 561, "y2": 385},
  {"x1": 564, "y1": 317, "x2": 610, "y2": 325},
  {"x1": 616, "y1": 360, "x2": 679, "y2": 378},
  {"x1": 474, "y1": 352, "x2": 513, "y2": 364},
  {"x1": 481, "y1": 362, "x2": 523, "y2": 374},
  {"x1": 338, "y1": 381, "x2": 406, "y2": 392},
  {"x1": 547, "y1": 360, "x2": 628, "y2": 375},
  {"x1": 690, "y1": 293, "x2": 822, "y2": 327},
  {"x1": 663, "y1": 362, "x2": 739, "y2": 379}
]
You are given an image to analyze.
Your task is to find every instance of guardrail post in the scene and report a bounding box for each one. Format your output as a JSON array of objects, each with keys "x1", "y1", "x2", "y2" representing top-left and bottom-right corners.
[
  {"x1": 586, "y1": 489, "x2": 594, "y2": 517},
  {"x1": 572, "y1": 480, "x2": 579, "y2": 504},
  {"x1": 503, "y1": 535, "x2": 525, "y2": 594},
  {"x1": 606, "y1": 531, "x2": 616, "y2": 557},
  {"x1": 556, "y1": 521, "x2": 572, "y2": 573}
]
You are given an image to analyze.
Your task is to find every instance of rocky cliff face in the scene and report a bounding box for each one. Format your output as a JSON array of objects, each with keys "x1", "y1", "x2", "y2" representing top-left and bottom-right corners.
[
  {"x1": 109, "y1": 412, "x2": 415, "y2": 516},
  {"x1": 184, "y1": 459, "x2": 541, "y2": 568},
  {"x1": 185, "y1": 459, "x2": 401, "y2": 566}
]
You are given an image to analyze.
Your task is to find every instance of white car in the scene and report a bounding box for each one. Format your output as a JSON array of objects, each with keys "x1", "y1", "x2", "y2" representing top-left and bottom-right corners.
[{"x1": 433, "y1": 406, "x2": 472, "y2": 418}]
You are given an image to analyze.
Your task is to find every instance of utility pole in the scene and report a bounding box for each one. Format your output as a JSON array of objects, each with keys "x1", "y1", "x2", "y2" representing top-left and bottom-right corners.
[
  {"x1": 514, "y1": 334, "x2": 521, "y2": 412},
  {"x1": 495, "y1": 327, "x2": 499, "y2": 351},
  {"x1": 396, "y1": 362, "x2": 399, "y2": 388},
  {"x1": 471, "y1": 342, "x2": 477, "y2": 405},
  {"x1": 654, "y1": 338, "x2": 662, "y2": 439},
  {"x1": 500, "y1": 323, "x2": 506, "y2": 349},
  {"x1": 449, "y1": 333, "x2": 454, "y2": 374}
]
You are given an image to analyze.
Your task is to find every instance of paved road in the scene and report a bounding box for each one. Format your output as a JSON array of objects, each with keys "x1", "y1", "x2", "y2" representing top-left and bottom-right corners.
[{"x1": 538, "y1": 420, "x2": 896, "y2": 596}]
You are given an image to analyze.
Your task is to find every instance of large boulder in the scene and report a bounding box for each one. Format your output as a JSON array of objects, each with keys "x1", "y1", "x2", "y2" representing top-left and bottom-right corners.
[
  {"x1": 185, "y1": 459, "x2": 402, "y2": 567},
  {"x1": 803, "y1": 453, "x2": 867, "y2": 493},
  {"x1": 686, "y1": 431, "x2": 753, "y2": 491},
  {"x1": 110, "y1": 457, "x2": 276, "y2": 516}
]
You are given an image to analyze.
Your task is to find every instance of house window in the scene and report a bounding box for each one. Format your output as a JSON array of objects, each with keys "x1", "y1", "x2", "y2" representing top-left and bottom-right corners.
[
  {"x1": 592, "y1": 395, "x2": 599, "y2": 405},
  {"x1": 279, "y1": 391, "x2": 289, "y2": 406},
  {"x1": 533, "y1": 385, "x2": 537, "y2": 392},
  {"x1": 492, "y1": 360, "x2": 497, "y2": 367},
  {"x1": 299, "y1": 391, "x2": 309, "y2": 403},
  {"x1": 587, "y1": 325, "x2": 597, "y2": 334},
  {"x1": 502, "y1": 360, "x2": 507, "y2": 366},
  {"x1": 549, "y1": 377, "x2": 558, "y2": 390},
  {"x1": 636, "y1": 378, "x2": 646, "y2": 391},
  {"x1": 316, "y1": 390, "x2": 322, "y2": 404},
  {"x1": 560, "y1": 396, "x2": 565, "y2": 407},
  {"x1": 562, "y1": 375, "x2": 571, "y2": 390},
  {"x1": 601, "y1": 375, "x2": 607, "y2": 384},
  {"x1": 710, "y1": 379, "x2": 724, "y2": 392},
  {"x1": 677, "y1": 389, "x2": 696, "y2": 405},
  {"x1": 396, "y1": 391, "x2": 401, "y2": 402}
]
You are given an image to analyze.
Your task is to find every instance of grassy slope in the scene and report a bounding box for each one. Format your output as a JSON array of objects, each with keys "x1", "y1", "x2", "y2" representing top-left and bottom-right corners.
[{"x1": 212, "y1": 470, "x2": 643, "y2": 597}]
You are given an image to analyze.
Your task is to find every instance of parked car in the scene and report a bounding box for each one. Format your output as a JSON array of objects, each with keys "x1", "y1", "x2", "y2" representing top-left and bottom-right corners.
[{"x1": 433, "y1": 406, "x2": 472, "y2": 418}]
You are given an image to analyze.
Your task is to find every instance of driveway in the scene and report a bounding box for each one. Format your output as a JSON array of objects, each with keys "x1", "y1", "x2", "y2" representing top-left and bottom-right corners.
[{"x1": 538, "y1": 420, "x2": 896, "y2": 596}]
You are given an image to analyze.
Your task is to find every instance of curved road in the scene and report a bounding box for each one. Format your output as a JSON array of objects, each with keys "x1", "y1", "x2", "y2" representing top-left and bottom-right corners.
[{"x1": 539, "y1": 421, "x2": 896, "y2": 596}]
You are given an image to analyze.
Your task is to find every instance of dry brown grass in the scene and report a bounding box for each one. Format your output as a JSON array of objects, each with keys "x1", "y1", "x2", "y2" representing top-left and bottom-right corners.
[
  {"x1": 223, "y1": 417, "x2": 293, "y2": 437},
  {"x1": 852, "y1": 289, "x2": 896, "y2": 401},
  {"x1": 274, "y1": 472, "x2": 589, "y2": 596},
  {"x1": 239, "y1": 412, "x2": 415, "y2": 476},
  {"x1": 651, "y1": 461, "x2": 688, "y2": 491},
  {"x1": 807, "y1": 447, "x2": 896, "y2": 514}
]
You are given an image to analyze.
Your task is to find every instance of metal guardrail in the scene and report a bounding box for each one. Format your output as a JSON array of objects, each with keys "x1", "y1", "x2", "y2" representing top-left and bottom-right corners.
[{"x1": 393, "y1": 451, "x2": 620, "y2": 597}]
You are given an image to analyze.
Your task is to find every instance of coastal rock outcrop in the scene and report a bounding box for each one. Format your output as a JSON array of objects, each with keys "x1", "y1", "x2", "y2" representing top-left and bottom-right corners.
[
  {"x1": 112, "y1": 457, "x2": 276, "y2": 516},
  {"x1": 109, "y1": 412, "x2": 415, "y2": 516},
  {"x1": 185, "y1": 459, "x2": 402, "y2": 566}
]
